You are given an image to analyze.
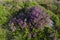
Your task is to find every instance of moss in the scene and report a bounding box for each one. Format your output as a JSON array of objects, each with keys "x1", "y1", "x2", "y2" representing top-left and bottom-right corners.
[
  {"x1": 24, "y1": 1, "x2": 39, "y2": 7},
  {"x1": 0, "y1": 5, "x2": 10, "y2": 26},
  {"x1": 0, "y1": 27, "x2": 7, "y2": 40}
]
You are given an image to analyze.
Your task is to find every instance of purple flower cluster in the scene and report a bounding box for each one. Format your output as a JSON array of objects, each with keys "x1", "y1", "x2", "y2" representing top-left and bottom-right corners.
[
  {"x1": 9, "y1": 6, "x2": 50, "y2": 32},
  {"x1": 26, "y1": 6, "x2": 50, "y2": 28}
]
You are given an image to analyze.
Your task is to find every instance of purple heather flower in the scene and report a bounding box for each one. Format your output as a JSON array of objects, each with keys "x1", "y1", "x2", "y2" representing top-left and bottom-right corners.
[{"x1": 9, "y1": 6, "x2": 51, "y2": 33}]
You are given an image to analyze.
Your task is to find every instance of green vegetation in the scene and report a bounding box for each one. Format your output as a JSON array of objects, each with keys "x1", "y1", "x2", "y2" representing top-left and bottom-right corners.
[
  {"x1": 0, "y1": 27, "x2": 7, "y2": 40},
  {"x1": 0, "y1": 0, "x2": 60, "y2": 40}
]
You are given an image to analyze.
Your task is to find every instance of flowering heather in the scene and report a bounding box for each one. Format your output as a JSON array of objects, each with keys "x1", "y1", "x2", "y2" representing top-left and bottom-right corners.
[
  {"x1": 26, "y1": 6, "x2": 50, "y2": 29},
  {"x1": 9, "y1": 13, "x2": 26, "y2": 31},
  {"x1": 9, "y1": 6, "x2": 50, "y2": 32}
]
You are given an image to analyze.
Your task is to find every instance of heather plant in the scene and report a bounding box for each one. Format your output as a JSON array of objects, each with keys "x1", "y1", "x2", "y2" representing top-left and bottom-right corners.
[
  {"x1": 9, "y1": 6, "x2": 51, "y2": 39},
  {"x1": 8, "y1": 5, "x2": 60, "y2": 40},
  {"x1": 26, "y1": 6, "x2": 51, "y2": 28}
]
